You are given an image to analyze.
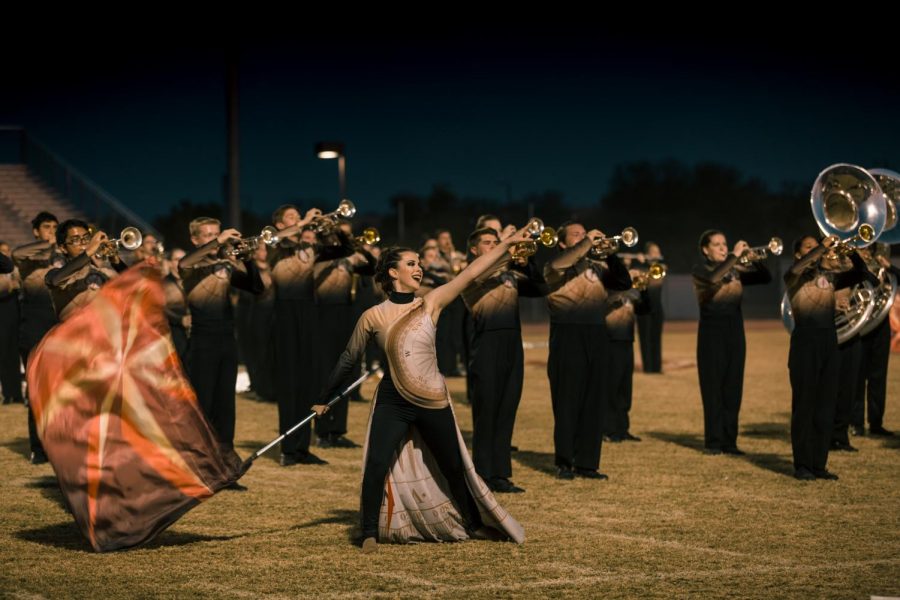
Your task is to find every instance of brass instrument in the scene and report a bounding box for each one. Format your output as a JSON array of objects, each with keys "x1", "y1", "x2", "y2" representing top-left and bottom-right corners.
[
  {"x1": 739, "y1": 237, "x2": 783, "y2": 264},
  {"x1": 859, "y1": 250, "x2": 898, "y2": 336},
  {"x1": 632, "y1": 262, "x2": 667, "y2": 291},
  {"x1": 869, "y1": 168, "x2": 900, "y2": 244},
  {"x1": 811, "y1": 163, "x2": 886, "y2": 248},
  {"x1": 823, "y1": 223, "x2": 877, "y2": 260},
  {"x1": 220, "y1": 226, "x2": 280, "y2": 259},
  {"x1": 354, "y1": 227, "x2": 381, "y2": 246},
  {"x1": 513, "y1": 218, "x2": 558, "y2": 259},
  {"x1": 589, "y1": 227, "x2": 638, "y2": 259},
  {"x1": 314, "y1": 199, "x2": 356, "y2": 233},
  {"x1": 93, "y1": 226, "x2": 143, "y2": 258}
]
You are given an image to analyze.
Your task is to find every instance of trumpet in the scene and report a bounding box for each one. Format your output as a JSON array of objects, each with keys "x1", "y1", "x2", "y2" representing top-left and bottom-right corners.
[
  {"x1": 314, "y1": 199, "x2": 356, "y2": 233},
  {"x1": 824, "y1": 223, "x2": 877, "y2": 260},
  {"x1": 93, "y1": 226, "x2": 143, "y2": 258},
  {"x1": 632, "y1": 262, "x2": 667, "y2": 290},
  {"x1": 589, "y1": 227, "x2": 639, "y2": 259},
  {"x1": 739, "y1": 237, "x2": 783, "y2": 264},
  {"x1": 354, "y1": 227, "x2": 381, "y2": 246},
  {"x1": 220, "y1": 226, "x2": 280, "y2": 259},
  {"x1": 513, "y1": 218, "x2": 558, "y2": 259}
]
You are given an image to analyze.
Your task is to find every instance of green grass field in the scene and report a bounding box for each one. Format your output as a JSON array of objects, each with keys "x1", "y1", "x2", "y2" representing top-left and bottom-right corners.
[{"x1": 2, "y1": 322, "x2": 898, "y2": 599}]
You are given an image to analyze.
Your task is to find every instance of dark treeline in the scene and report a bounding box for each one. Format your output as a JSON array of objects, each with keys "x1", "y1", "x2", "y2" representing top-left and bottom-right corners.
[{"x1": 153, "y1": 160, "x2": 827, "y2": 271}]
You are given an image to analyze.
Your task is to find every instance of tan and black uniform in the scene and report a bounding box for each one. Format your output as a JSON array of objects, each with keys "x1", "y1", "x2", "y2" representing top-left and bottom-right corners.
[
  {"x1": 312, "y1": 231, "x2": 376, "y2": 441},
  {"x1": 162, "y1": 272, "x2": 189, "y2": 366},
  {"x1": 692, "y1": 255, "x2": 771, "y2": 452},
  {"x1": 544, "y1": 246, "x2": 631, "y2": 472},
  {"x1": 45, "y1": 252, "x2": 127, "y2": 320},
  {"x1": 12, "y1": 241, "x2": 62, "y2": 457},
  {"x1": 462, "y1": 255, "x2": 544, "y2": 485},
  {"x1": 180, "y1": 243, "x2": 263, "y2": 450},
  {"x1": 852, "y1": 261, "x2": 900, "y2": 433},
  {"x1": 0, "y1": 256, "x2": 22, "y2": 404},
  {"x1": 604, "y1": 287, "x2": 650, "y2": 439},
  {"x1": 635, "y1": 260, "x2": 665, "y2": 372},
  {"x1": 785, "y1": 248, "x2": 868, "y2": 474},
  {"x1": 268, "y1": 237, "x2": 344, "y2": 459}
]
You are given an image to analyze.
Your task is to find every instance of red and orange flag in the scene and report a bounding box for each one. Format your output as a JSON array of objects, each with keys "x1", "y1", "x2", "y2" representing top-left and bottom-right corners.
[{"x1": 27, "y1": 263, "x2": 242, "y2": 552}]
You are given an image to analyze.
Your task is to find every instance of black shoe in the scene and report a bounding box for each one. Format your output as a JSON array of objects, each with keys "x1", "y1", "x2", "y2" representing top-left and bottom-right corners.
[
  {"x1": 830, "y1": 441, "x2": 858, "y2": 453},
  {"x1": 869, "y1": 426, "x2": 895, "y2": 437},
  {"x1": 510, "y1": 445, "x2": 519, "y2": 452},
  {"x1": 29, "y1": 451, "x2": 48, "y2": 465},
  {"x1": 556, "y1": 466, "x2": 575, "y2": 480},
  {"x1": 812, "y1": 469, "x2": 839, "y2": 481},
  {"x1": 488, "y1": 478, "x2": 525, "y2": 493},
  {"x1": 297, "y1": 452, "x2": 328, "y2": 465},
  {"x1": 328, "y1": 435, "x2": 361, "y2": 448},
  {"x1": 574, "y1": 468, "x2": 609, "y2": 480},
  {"x1": 703, "y1": 448, "x2": 722, "y2": 456},
  {"x1": 794, "y1": 468, "x2": 816, "y2": 481},
  {"x1": 280, "y1": 453, "x2": 298, "y2": 466},
  {"x1": 604, "y1": 434, "x2": 623, "y2": 443},
  {"x1": 316, "y1": 436, "x2": 334, "y2": 449},
  {"x1": 722, "y1": 447, "x2": 746, "y2": 456},
  {"x1": 850, "y1": 425, "x2": 866, "y2": 437},
  {"x1": 622, "y1": 432, "x2": 642, "y2": 442},
  {"x1": 224, "y1": 481, "x2": 248, "y2": 491}
]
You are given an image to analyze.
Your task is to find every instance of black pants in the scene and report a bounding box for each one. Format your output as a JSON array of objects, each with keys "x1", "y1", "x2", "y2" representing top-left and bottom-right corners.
[
  {"x1": 361, "y1": 384, "x2": 480, "y2": 538},
  {"x1": 170, "y1": 325, "x2": 189, "y2": 370},
  {"x1": 606, "y1": 340, "x2": 634, "y2": 437},
  {"x1": 316, "y1": 303, "x2": 355, "y2": 438},
  {"x1": 0, "y1": 296, "x2": 22, "y2": 402},
  {"x1": 548, "y1": 322, "x2": 609, "y2": 471},
  {"x1": 20, "y1": 316, "x2": 55, "y2": 456},
  {"x1": 469, "y1": 328, "x2": 523, "y2": 481},
  {"x1": 853, "y1": 318, "x2": 891, "y2": 429},
  {"x1": 697, "y1": 317, "x2": 745, "y2": 451},
  {"x1": 789, "y1": 328, "x2": 839, "y2": 472},
  {"x1": 248, "y1": 300, "x2": 275, "y2": 402},
  {"x1": 637, "y1": 308, "x2": 664, "y2": 373},
  {"x1": 188, "y1": 331, "x2": 238, "y2": 449},
  {"x1": 274, "y1": 299, "x2": 320, "y2": 457},
  {"x1": 833, "y1": 336, "x2": 861, "y2": 445}
]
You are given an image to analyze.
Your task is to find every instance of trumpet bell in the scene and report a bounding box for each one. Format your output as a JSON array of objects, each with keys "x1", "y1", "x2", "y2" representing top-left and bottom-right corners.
[
  {"x1": 620, "y1": 227, "x2": 639, "y2": 248},
  {"x1": 525, "y1": 218, "x2": 545, "y2": 237},
  {"x1": 539, "y1": 226, "x2": 558, "y2": 248},
  {"x1": 648, "y1": 262, "x2": 667, "y2": 279},
  {"x1": 811, "y1": 164, "x2": 886, "y2": 248},
  {"x1": 336, "y1": 199, "x2": 356, "y2": 219},
  {"x1": 359, "y1": 227, "x2": 380, "y2": 245},
  {"x1": 260, "y1": 226, "x2": 280, "y2": 245},
  {"x1": 869, "y1": 168, "x2": 900, "y2": 244},
  {"x1": 119, "y1": 227, "x2": 143, "y2": 251},
  {"x1": 767, "y1": 237, "x2": 783, "y2": 256}
]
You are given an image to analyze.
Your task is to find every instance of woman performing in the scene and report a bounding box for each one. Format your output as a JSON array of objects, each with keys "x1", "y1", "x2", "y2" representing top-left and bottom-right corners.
[
  {"x1": 692, "y1": 230, "x2": 772, "y2": 455},
  {"x1": 320, "y1": 228, "x2": 530, "y2": 553}
]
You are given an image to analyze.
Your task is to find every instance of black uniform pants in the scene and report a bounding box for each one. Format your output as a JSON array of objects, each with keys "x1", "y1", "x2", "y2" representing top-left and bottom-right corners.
[
  {"x1": 316, "y1": 303, "x2": 355, "y2": 438},
  {"x1": 833, "y1": 337, "x2": 861, "y2": 445},
  {"x1": 606, "y1": 340, "x2": 634, "y2": 437},
  {"x1": 853, "y1": 318, "x2": 891, "y2": 429},
  {"x1": 361, "y1": 386, "x2": 480, "y2": 538},
  {"x1": 20, "y1": 317, "x2": 56, "y2": 456},
  {"x1": 548, "y1": 322, "x2": 609, "y2": 471},
  {"x1": 0, "y1": 296, "x2": 22, "y2": 402},
  {"x1": 637, "y1": 309, "x2": 663, "y2": 373},
  {"x1": 789, "y1": 327, "x2": 839, "y2": 472},
  {"x1": 188, "y1": 331, "x2": 238, "y2": 449},
  {"x1": 274, "y1": 299, "x2": 319, "y2": 457},
  {"x1": 436, "y1": 297, "x2": 465, "y2": 375},
  {"x1": 697, "y1": 317, "x2": 745, "y2": 451},
  {"x1": 469, "y1": 328, "x2": 523, "y2": 481}
]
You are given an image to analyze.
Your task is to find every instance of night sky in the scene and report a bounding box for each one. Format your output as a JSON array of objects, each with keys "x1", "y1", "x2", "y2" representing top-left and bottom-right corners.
[{"x1": 3, "y1": 22, "x2": 898, "y2": 223}]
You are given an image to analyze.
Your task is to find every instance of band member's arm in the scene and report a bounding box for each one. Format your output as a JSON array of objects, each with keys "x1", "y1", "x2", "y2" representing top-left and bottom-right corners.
[
  {"x1": 321, "y1": 312, "x2": 374, "y2": 401},
  {"x1": 0, "y1": 252, "x2": 12, "y2": 274},
  {"x1": 45, "y1": 254, "x2": 90, "y2": 288},
  {"x1": 547, "y1": 236, "x2": 595, "y2": 272},
  {"x1": 693, "y1": 255, "x2": 739, "y2": 283},
  {"x1": 601, "y1": 254, "x2": 633, "y2": 291},
  {"x1": 512, "y1": 256, "x2": 548, "y2": 297},
  {"x1": 272, "y1": 208, "x2": 322, "y2": 239},
  {"x1": 231, "y1": 259, "x2": 265, "y2": 294},
  {"x1": 425, "y1": 227, "x2": 531, "y2": 312},
  {"x1": 350, "y1": 248, "x2": 377, "y2": 276},
  {"x1": 316, "y1": 230, "x2": 355, "y2": 262},
  {"x1": 738, "y1": 260, "x2": 772, "y2": 286},
  {"x1": 834, "y1": 252, "x2": 872, "y2": 290},
  {"x1": 788, "y1": 245, "x2": 828, "y2": 276},
  {"x1": 12, "y1": 240, "x2": 53, "y2": 262},
  {"x1": 110, "y1": 257, "x2": 129, "y2": 273},
  {"x1": 179, "y1": 240, "x2": 220, "y2": 269}
]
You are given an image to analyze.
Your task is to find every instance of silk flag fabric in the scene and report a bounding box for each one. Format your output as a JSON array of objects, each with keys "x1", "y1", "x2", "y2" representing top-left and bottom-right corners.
[{"x1": 27, "y1": 263, "x2": 242, "y2": 552}]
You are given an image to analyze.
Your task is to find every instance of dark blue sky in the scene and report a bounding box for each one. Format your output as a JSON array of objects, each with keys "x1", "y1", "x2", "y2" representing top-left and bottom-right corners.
[{"x1": 3, "y1": 23, "x2": 898, "y2": 222}]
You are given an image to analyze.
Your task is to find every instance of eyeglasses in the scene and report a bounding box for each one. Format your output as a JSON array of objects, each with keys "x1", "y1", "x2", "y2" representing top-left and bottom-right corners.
[{"x1": 65, "y1": 234, "x2": 92, "y2": 246}]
